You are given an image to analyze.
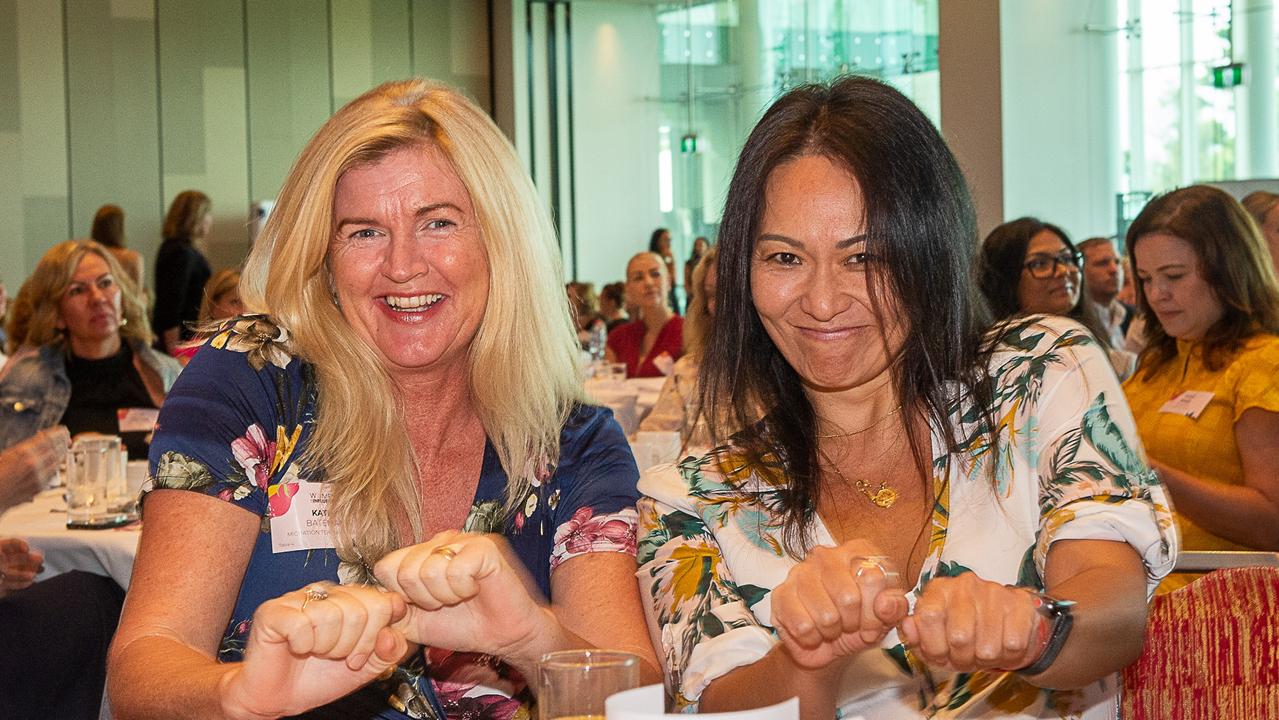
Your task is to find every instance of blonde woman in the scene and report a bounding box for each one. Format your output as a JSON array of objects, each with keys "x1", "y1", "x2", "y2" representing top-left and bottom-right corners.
[
  {"x1": 639, "y1": 245, "x2": 717, "y2": 447},
  {"x1": 198, "y1": 269, "x2": 244, "y2": 324},
  {"x1": 108, "y1": 80, "x2": 657, "y2": 719},
  {"x1": 0, "y1": 240, "x2": 179, "y2": 458}
]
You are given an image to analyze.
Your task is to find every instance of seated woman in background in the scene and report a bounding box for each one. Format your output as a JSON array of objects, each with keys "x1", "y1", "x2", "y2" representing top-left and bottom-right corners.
[
  {"x1": 606, "y1": 251, "x2": 683, "y2": 378},
  {"x1": 0, "y1": 240, "x2": 181, "y2": 459},
  {"x1": 637, "y1": 76, "x2": 1174, "y2": 719},
  {"x1": 1242, "y1": 190, "x2": 1279, "y2": 272},
  {"x1": 639, "y1": 245, "x2": 717, "y2": 447},
  {"x1": 108, "y1": 79, "x2": 657, "y2": 720},
  {"x1": 978, "y1": 217, "x2": 1136, "y2": 380},
  {"x1": 1123, "y1": 184, "x2": 1279, "y2": 552},
  {"x1": 566, "y1": 280, "x2": 607, "y2": 353},
  {"x1": 172, "y1": 269, "x2": 245, "y2": 365},
  {"x1": 90, "y1": 204, "x2": 145, "y2": 291},
  {"x1": 598, "y1": 281, "x2": 629, "y2": 331}
]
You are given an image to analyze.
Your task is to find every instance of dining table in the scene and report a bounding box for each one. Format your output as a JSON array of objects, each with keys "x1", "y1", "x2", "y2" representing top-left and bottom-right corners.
[
  {"x1": 0, "y1": 488, "x2": 141, "y2": 589},
  {"x1": 585, "y1": 376, "x2": 667, "y2": 436}
]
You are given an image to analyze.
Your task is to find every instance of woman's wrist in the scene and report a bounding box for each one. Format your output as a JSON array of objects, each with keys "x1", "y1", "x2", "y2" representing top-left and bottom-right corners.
[
  {"x1": 500, "y1": 606, "x2": 576, "y2": 679},
  {"x1": 217, "y1": 665, "x2": 275, "y2": 720}
]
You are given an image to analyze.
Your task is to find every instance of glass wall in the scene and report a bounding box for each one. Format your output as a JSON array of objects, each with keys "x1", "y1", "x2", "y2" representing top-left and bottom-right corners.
[
  {"x1": 530, "y1": 0, "x2": 939, "y2": 292},
  {"x1": 1119, "y1": 0, "x2": 1278, "y2": 194}
]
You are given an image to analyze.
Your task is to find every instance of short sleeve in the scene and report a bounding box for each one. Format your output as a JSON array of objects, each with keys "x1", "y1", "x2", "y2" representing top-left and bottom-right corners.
[
  {"x1": 636, "y1": 462, "x2": 778, "y2": 709},
  {"x1": 1025, "y1": 319, "x2": 1178, "y2": 597},
  {"x1": 1230, "y1": 337, "x2": 1279, "y2": 422},
  {"x1": 547, "y1": 405, "x2": 642, "y2": 572},
  {"x1": 145, "y1": 318, "x2": 310, "y2": 519}
]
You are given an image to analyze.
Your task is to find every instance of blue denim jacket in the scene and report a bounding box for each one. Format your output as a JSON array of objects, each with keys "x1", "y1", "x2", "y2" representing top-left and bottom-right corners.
[{"x1": 0, "y1": 341, "x2": 182, "y2": 451}]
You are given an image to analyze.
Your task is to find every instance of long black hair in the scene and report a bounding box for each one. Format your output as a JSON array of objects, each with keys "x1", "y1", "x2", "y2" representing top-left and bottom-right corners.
[
  {"x1": 977, "y1": 217, "x2": 1112, "y2": 349},
  {"x1": 702, "y1": 76, "x2": 995, "y2": 554}
]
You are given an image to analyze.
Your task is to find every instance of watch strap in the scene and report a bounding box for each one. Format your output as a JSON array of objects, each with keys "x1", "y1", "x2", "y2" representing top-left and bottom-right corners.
[{"x1": 1017, "y1": 594, "x2": 1076, "y2": 676}]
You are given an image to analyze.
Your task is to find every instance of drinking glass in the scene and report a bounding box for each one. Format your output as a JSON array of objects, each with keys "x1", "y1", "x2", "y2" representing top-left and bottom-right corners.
[
  {"x1": 66, "y1": 436, "x2": 131, "y2": 528},
  {"x1": 607, "y1": 363, "x2": 627, "y2": 382},
  {"x1": 538, "y1": 650, "x2": 640, "y2": 720}
]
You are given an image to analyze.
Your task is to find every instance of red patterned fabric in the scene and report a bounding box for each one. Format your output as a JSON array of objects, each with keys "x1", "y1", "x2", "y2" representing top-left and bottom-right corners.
[{"x1": 1122, "y1": 567, "x2": 1279, "y2": 719}]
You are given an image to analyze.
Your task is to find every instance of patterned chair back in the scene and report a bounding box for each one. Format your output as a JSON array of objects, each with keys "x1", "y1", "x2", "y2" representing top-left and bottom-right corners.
[{"x1": 1122, "y1": 567, "x2": 1279, "y2": 719}]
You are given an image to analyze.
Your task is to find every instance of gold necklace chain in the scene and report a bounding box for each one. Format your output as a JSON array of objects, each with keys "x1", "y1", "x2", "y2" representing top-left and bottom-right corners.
[
  {"x1": 817, "y1": 447, "x2": 899, "y2": 509},
  {"x1": 816, "y1": 404, "x2": 902, "y2": 439}
]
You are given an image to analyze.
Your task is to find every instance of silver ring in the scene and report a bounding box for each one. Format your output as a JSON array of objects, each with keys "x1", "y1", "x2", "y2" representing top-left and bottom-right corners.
[
  {"x1": 300, "y1": 585, "x2": 329, "y2": 610},
  {"x1": 854, "y1": 555, "x2": 900, "y2": 581}
]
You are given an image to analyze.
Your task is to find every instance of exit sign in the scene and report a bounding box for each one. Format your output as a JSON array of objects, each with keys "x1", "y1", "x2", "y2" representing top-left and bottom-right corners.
[{"x1": 1212, "y1": 63, "x2": 1245, "y2": 88}]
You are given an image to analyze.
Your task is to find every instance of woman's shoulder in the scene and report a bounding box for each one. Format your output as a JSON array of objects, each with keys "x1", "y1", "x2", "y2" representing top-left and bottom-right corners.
[
  {"x1": 177, "y1": 315, "x2": 301, "y2": 384},
  {"x1": 0, "y1": 345, "x2": 60, "y2": 385},
  {"x1": 1237, "y1": 332, "x2": 1279, "y2": 363},
  {"x1": 983, "y1": 314, "x2": 1105, "y2": 365},
  {"x1": 637, "y1": 441, "x2": 781, "y2": 514}
]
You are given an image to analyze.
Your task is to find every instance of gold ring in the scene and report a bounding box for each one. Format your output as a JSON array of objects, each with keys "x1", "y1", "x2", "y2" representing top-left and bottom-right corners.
[
  {"x1": 854, "y1": 555, "x2": 900, "y2": 581},
  {"x1": 431, "y1": 545, "x2": 459, "y2": 560},
  {"x1": 300, "y1": 585, "x2": 329, "y2": 610}
]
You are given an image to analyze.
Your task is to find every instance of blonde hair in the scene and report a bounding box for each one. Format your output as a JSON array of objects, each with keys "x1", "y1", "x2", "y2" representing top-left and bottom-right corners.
[
  {"x1": 6, "y1": 239, "x2": 152, "y2": 353},
  {"x1": 163, "y1": 190, "x2": 211, "y2": 241},
  {"x1": 240, "y1": 79, "x2": 584, "y2": 567},
  {"x1": 682, "y1": 245, "x2": 718, "y2": 357},
  {"x1": 198, "y1": 269, "x2": 241, "y2": 323}
]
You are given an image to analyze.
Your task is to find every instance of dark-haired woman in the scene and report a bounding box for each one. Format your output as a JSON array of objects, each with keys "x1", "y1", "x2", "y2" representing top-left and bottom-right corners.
[
  {"x1": 1123, "y1": 185, "x2": 1279, "y2": 552},
  {"x1": 650, "y1": 227, "x2": 680, "y2": 312},
  {"x1": 978, "y1": 217, "x2": 1136, "y2": 380},
  {"x1": 636, "y1": 77, "x2": 1175, "y2": 719},
  {"x1": 152, "y1": 190, "x2": 213, "y2": 354},
  {"x1": 90, "y1": 204, "x2": 144, "y2": 290}
]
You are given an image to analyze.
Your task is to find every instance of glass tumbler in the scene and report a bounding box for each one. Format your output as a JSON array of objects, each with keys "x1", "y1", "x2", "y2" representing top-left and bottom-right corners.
[{"x1": 538, "y1": 650, "x2": 640, "y2": 720}]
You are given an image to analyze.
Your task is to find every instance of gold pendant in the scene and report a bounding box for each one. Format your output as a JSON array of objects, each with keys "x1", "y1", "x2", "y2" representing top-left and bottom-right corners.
[{"x1": 868, "y1": 487, "x2": 898, "y2": 508}]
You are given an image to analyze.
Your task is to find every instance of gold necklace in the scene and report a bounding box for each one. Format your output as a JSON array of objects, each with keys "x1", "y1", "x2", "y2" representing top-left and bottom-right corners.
[
  {"x1": 817, "y1": 447, "x2": 899, "y2": 509},
  {"x1": 816, "y1": 404, "x2": 902, "y2": 439}
]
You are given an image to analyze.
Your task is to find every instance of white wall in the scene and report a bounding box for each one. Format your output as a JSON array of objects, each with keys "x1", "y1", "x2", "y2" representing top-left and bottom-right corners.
[
  {"x1": 570, "y1": 4, "x2": 663, "y2": 288},
  {"x1": 999, "y1": 0, "x2": 1121, "y2": 241}
]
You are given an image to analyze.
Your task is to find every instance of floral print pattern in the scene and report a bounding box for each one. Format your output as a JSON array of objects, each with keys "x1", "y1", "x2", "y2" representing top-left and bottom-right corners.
[
  {"x1": 637, "y1": 316, "x2": 1177, "y2": 719},
  {"x1": 147, "y1": 314, "x2": 641, "y2": 720}
]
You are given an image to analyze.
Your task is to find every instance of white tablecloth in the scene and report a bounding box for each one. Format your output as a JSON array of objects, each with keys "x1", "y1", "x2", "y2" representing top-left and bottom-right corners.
[
  {"x1": 0, "y1": 488, "x2": 141, "y2": 589},
  {"x1": 586, "y1": 377, "x2": 667, "y2": 436}
]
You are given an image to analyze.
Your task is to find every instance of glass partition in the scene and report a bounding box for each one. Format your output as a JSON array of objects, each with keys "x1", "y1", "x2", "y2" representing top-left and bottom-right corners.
[{"x1": 530, "y1": 0, "x2": 939, "y2": 295}]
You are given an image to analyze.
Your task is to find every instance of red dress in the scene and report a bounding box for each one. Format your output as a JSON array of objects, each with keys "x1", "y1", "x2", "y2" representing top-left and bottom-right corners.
[{"x1": 606, "y1": 317, "x2": 684, "y2": 378}]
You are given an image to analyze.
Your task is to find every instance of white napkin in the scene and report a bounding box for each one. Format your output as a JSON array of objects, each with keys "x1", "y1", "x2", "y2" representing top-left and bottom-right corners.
[{"x1": 605, "y1": 685, "x2": 798, "y2": 720}]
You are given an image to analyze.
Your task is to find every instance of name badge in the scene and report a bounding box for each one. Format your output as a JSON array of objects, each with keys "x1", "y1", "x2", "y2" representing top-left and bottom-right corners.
[
  {"x1": 1158, "y1": 390, "x2": 1214, "y2": 420},
  {"x1": 117, "y1": 407, "x2": 160, "y2": 433},
  {"x1": 270, "y1": 482, "x2": 336, "y2": 553}
]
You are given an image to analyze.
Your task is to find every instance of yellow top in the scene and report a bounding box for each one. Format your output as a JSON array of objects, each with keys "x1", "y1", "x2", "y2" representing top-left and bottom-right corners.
[{"x1": 1123, "y1": 333, "x2": 1279, "y2": 550}]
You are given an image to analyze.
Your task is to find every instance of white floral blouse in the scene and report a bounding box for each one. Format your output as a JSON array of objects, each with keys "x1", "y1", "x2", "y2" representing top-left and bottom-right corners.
[{"x1": 636, "y1": 316, "x2": 1177, "y2": 719}]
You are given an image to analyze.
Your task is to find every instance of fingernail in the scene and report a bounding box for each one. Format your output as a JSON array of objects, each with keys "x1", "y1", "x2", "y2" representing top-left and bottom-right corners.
[{"x1": 348, "y1": 652, "x2": 369, "y2": 669}]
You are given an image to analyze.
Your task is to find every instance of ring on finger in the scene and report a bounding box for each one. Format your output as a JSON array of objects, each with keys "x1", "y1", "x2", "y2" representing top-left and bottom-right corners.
[
  {"x1": 300, "y1": 584, "x2": 329, "y2": 610},
  {"x1": 855, "y1": 555, "x2": 900, "y2": 581},
  {"x1": 431, "y1": 545, "x2": 460, "y2": 560}
]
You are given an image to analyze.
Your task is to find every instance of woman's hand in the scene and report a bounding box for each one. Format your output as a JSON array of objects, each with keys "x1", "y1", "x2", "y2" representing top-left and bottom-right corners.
[
  {"x1": 0, "y1": 426, "x2": 70, "y2": 512},
  {"x1": 0, "y1": 537, "x2": 44, "y2": 593},
  {"x1": 218, "y1": 582, "x2": 409, "y2": 720},
  {"x1": 897, "y1": 573, "x2": 1043, "y2": 673},
  {"x1": 769, "y1": 540, "x2": 910, "y2": 671},
  {"x1": 373, "y1": 531, "x2": 556, "y2": 665}
]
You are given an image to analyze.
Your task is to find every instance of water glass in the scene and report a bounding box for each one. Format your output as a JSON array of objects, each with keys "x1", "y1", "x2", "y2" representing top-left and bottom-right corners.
[
  {"x1": 538, "y1": 649, "x2": 640, "y2": 720},
  {"x1": 66, "y1": 436, "x2": 131, "y2": 528},
  {"x1": 607, "y1": 362, "x2": 627, "y2": 382}
]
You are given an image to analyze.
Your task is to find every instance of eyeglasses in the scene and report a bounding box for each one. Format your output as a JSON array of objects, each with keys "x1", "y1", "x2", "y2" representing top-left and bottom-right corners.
[{"x1": 1023, "y1": 250, "x2": 1082, "y2": 279}]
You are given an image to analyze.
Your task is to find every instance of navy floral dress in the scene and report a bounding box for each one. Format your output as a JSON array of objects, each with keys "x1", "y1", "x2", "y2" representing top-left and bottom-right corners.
[{"x1": 146, "y1": 316, "x2": 641, "y2": 720}]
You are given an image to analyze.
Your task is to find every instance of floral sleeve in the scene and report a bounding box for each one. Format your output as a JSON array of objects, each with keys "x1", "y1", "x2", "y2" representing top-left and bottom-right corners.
[
  {"x1": 636, "y1": 459, "x2": 779, "y2": 710},
  {"x1": 146, "y1": 316, "x2": 311, "y2": 519},
  {"x1": 1000, "y1": 318, "x2": 1178, "y2": 595},
  {"x1": 547, "y1": 406, "x2": 642, "y2": 572}
]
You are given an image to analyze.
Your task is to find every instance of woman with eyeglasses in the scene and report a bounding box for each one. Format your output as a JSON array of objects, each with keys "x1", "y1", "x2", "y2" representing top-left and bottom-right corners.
[{"x1": 978, "y1": 217, "x2": 1137, "y2": 379}]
